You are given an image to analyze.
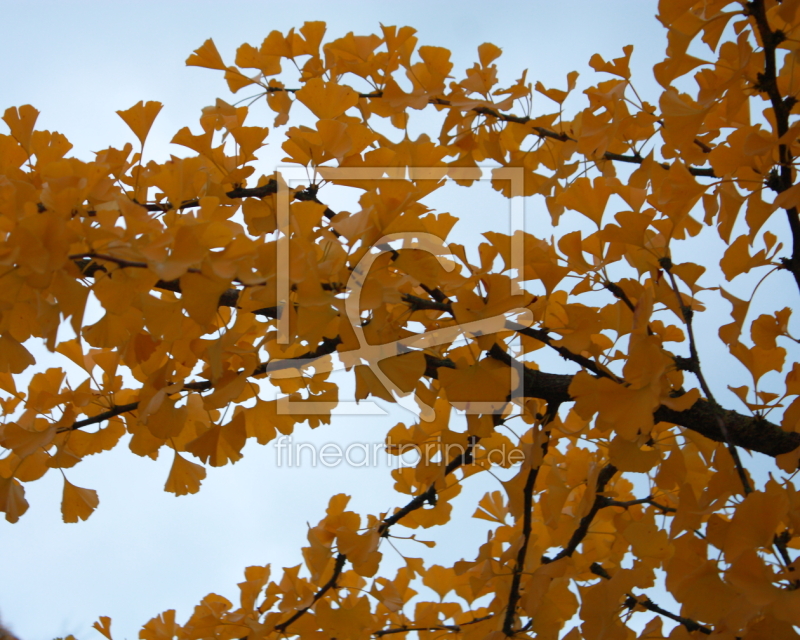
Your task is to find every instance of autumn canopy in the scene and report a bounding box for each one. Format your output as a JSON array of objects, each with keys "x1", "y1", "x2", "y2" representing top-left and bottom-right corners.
[{"x1": 2, "y1": 0, "x2": 800, "y2": 638}]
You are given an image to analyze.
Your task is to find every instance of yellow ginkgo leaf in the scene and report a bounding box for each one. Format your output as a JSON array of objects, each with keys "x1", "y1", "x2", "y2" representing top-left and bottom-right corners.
[
  {"x1": 61, "y1": 478, "x2": 99, "y2": 523},
  {"x1": 116, "y1": 101, "x2": 163, "y2": 146},
  {"x1": 139, "y1": 610, "x2": 178, "y2": 640},
  {"x1": 2, "y1": 104, "x2": 39, "y2": 153},
  {"x1": 0, "y1": 333, "x2": 36, "y2": 374},
  {"x1": 185, "y1": 413, "x2": 246, "y2": 467},
  {"x1": 0, "y1": 476, "x2": 29, "y2": 523},
  {"x1": 555, "y1": 177, "x2": 612, "y2": 227},
  {"x1": 164, "y1": 450, "x2": 207, "y2": 496},
  {"x1": 185, "y1": 38, "x2": 226, "y2": 70},
  {"x1": 296, "y1": 77, "x2": 359, "y2": 120},
  {"x1": 92, "y1": 616, "x2": 113, "y2": 640}
]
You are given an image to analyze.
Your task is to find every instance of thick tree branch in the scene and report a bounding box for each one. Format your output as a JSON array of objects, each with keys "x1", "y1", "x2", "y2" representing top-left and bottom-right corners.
[
  {"x1": 61, "y1": 339, "x2": 800, "y2": 459},
  {"x1": 486, "y1": 343, "x2": 800, "y2": 458}
]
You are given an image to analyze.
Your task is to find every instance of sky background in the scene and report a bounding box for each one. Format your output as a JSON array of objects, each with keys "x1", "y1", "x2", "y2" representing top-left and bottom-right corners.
[{"x1": 0, "y1": 2, "x2": 792, "y2": 640}]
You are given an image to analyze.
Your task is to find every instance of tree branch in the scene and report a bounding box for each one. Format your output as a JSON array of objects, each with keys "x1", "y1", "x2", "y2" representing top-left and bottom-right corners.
[
  {"x1": 502, "y1": 414, "x2": 554, "y2": 636},
  {"x1": 401, "y1": 294, "x2": 618, "y2": 381},
  {"x1": 60, "y1": 339, "x2": 800, "y2": 459},
  {"x1": 378, "y1": 434, "x2": 480, "y2": 537},
  {"x1": 373, "y1": 615, "x2": 493, "y2": 637},
  {"x1": 544, "y1": 464, "x2": 618, "y2": 564},
  {"x1": 486, "y1": 343, "x2": 800, "y2": 458},
  {"x1": 57, "y1": 337, "x2": 342, "y2": 433},
  {"x1": 623, "y1": 593, "x2": 712, "y2": 635},
  {"x1": 137, "y1": 181, "x2": 280, "y2": 212},
  {"x1": 661, "y1": 258, "x2": 752, "y2": 494},
  {"x1": 587, "y1": 564, "x2": 712, "y2": 635},
  {"x1": 747, "y1": 0, "x2": 800, "y2": 293},
  {"x1": 63, "y1": 402, "x2": 139, "y2": 432},
  {"x1": 434, "y1": 101, "x2": 716, "y2": 177},
  {"x1": 273, "y1": 552, "x2": 347, "y2": 634},
  {"x1": 604, "y1": 496, "x2": 675, "y2": 513},
  {"x1": 512, "y1": 324, "x2": 620, "y2": 382}
]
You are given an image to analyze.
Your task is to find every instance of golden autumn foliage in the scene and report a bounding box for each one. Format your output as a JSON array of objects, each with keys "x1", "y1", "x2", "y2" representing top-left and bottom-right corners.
[{"x1": 4, "y1": 1, "x2": 800, "y2": 638}]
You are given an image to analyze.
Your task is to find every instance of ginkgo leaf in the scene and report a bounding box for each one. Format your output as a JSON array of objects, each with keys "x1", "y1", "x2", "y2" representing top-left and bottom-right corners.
[
  {"x1": 186, "y1": 38, "x2": 226, "y2": 70},
  {"x1": 61, "y1": 479, "x2": 99, "y2": 523},
  {"x1": 622, "y1": 513, "x2": 672, "y2": 560},
  {"x1": 472, "y1": 490, "x2": 508, "y2": 524},
  {"x1": 589, "y1": 44, "x2": 633, "y2": 79},
  {"x1": 608, "y1": 436, "x2": 660, "y2": 473},
  {"x1": 2, "y1": 104, "x2": 39, "y2": 153},
  {"x1": 296, "y1": 77, "x2": 359, "y2": 120},
  {"x1": 164, "y1": 450, "x2": 207, "y2": 496},
  {"x1": 0, "y1": 333, "x2": 36, "y2": 374},
  {"x1": 556, "y1": 177, "x2": 612, "y2": 226},
  {"x1": 721, "y1": 482, "x2": 788, "y2": 562},
  {"x1": 0, "y1": 476, "x2": 29, "y2": 523},
  {"x1": 92, "y1": 616, "x2": 113, "y2": 640},
  {"x1": 185, "y1": 413, "x2": 246, "y2": 467},
  {"x1": 180, "y1": 272, "x2": 232, "y2": 327},
  {"x1": 422, "y1": 564, "x2": 455, "y2": 600},
  {"x1": 377, "y1": 351, "x2": 427, "y2": 395},
  {"x1": 116, "y1": 101, "x2": 163, "y2": 146},
  {"x1": 140, "y1": 610, "x2": 179, "y2": 640}
]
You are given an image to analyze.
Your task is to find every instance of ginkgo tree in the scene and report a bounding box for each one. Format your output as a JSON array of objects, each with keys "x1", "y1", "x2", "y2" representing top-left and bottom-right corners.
[{"x1": 2, "y1": 0, "x2": 800, "y2": 638}]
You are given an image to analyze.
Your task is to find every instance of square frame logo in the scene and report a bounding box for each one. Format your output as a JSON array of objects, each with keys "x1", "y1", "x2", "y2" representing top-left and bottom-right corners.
[{"x1": 266, "y1": 166, "x2": 531, "y2": 421}]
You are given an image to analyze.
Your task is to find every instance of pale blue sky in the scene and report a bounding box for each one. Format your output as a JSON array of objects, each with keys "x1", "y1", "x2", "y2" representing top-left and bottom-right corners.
[{"x1": 1, "y1": 3, "x2": 789, "y2": 640}]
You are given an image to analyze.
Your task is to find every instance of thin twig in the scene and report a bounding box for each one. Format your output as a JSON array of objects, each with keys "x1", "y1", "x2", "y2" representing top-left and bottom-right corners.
[
  {"x1": 588, "y1": 564, "x2": 712, "y2": 634},
  {"x1": 746, "y1": 0, "x2": 800, "y2": 293},
  {"x1": 273, "y1": 553, "x2": 347, "y2": 634},
  {"x1": 58, "y1": 337, "x2": 342, "y2": 433},
  {"x1": 401, "y1": 294, "x2": 618, "y2": 381},
  {"x1": 623, "y1": 594, "x2": 712, "y2": 635},
  {"x1": 373, "y1": 615, "x2": 493, "y2": 637},
  {"x1": 604, "y1": 496, "x2": 676, "y2": 513},
  {"x1": 661, "y1": 257, "x2": 752, "y2": 495},
  {"x1": 378, "y1": 434, "x2": 481, "y2": 536},
  {"x1": 502, "y1": 408, "x2": 555, "y2": 636},
  {"x1": 544, "y1": 464, "x2": 618, "y2": 564}
]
